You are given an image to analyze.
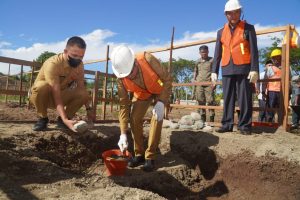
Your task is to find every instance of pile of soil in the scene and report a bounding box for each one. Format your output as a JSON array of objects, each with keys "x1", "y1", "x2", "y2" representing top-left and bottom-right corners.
[{"x1": 0, "y1": 103, "x2": 300, "y2": 199}]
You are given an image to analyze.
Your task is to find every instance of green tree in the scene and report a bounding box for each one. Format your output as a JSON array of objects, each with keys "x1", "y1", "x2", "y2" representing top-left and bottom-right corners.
[
  {"x1": 259, "y1": 37, "x2": 300, "y2": 73},
  {"x1": 36, "y1": 51, "x2": 56, "y2": 66},
  {"x1": 161, "y1": 58, "x2": 195, "y2": 100}
]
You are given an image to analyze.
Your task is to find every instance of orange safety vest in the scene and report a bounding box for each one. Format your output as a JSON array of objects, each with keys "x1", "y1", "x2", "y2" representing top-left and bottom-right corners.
[
  {"x1": 267, "y1": 66, "x2": 281, "y2": 92},
  {"x1": 221, "y1": 20, "x2": 251, "y2": 66},
  {"x1": 121, "y1": 53, "x2": 164, "y2": 100}
]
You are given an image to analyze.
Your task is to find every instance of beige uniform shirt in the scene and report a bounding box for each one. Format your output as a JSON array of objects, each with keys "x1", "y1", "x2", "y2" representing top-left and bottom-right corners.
[
  {"x1": 33, "y1": 53, "x2": 85, "y2": 90},
  {"x1": 194, "y1": 57, "x2": 213, "y2": 82},
  {"x1": 117, "y1": 52, "x2": 172, "y2": 132}
]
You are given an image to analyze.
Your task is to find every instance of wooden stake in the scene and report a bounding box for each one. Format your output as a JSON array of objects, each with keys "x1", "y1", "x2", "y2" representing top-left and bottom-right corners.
[
  {"x1": 101, "y1": 45, "x2": 110, "y2": 120},
  {"x1": 5, "y1": 64, "x2": 10, "y2": 103},
  {"x1": 111, "y1": 78, "x2": 114, "y2": 113},
  {"x1": 283, "y1": 25, "x2": 291, "y2": 131},
  {"x1": 92, "y1": 71, "x2": 100, "y2": 121},
  {"x1": 19, "y1": 65, "x2": 23, "y2": 106}
]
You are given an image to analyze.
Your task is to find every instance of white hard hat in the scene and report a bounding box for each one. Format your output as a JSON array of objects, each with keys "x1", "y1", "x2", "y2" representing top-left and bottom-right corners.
[
  {"x1": 224, "y1": 0, "x2": 242, "y2": 12},
  {"x1": 111, "y1": 45, "x2": 135, "y2": 78}
]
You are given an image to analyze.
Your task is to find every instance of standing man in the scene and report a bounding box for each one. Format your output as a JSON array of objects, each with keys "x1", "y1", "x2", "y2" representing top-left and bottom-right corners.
[
  {"x1": 193, "y1": 45, "x2": 215, "y2": 123},
  {"x1": 111, "y1": 45, "x2": 172, "y2": 172},
  {"x1": 291, "y1": 75, "x2": 300, "y2": 129},
  {"x1": 30, "y1": 36, "x2": 93, "y2": 132},
  {"x1": 211, "y1": 0, "x2": 259, "y2": 134},
  {"x1": 265, "y1": 49, "x2": 282, "y2": 122},
  {"x1": 256, "y1": 60, "x2": 272, "y2": 122}
]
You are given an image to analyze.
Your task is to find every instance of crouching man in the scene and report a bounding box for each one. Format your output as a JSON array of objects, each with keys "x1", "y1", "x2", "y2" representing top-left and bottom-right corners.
[
  {"x1": 111, "y1": 45, "x2": 172, "y2": 172},
  {"x1": 30, "y1": 36, "x2": 94, "y2": 132}
]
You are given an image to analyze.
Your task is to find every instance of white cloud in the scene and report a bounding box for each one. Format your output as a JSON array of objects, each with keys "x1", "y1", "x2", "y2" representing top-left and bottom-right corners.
[
  {"x1": 0, "y1": 29, "x2": 116, "y2": 74},
  {"x1": 148, "y1": 38, "x2": 160, "y2": 44},
  {"x1": 0, "y1": 24, "x2": 297, "y2": 75},
  {"x1": 0, "y1": 41, "x2": 11, "y2": 48}
]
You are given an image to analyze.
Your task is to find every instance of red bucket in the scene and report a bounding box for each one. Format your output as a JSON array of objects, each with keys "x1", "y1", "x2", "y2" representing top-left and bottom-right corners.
[{"x1": 102, "y1": 149, "x2": 132, "y2": 176}]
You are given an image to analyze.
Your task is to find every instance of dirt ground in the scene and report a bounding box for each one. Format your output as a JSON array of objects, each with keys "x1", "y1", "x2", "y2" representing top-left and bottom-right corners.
[{"x1": 0, "y1": 102, "x2": 300, "y2": 200}]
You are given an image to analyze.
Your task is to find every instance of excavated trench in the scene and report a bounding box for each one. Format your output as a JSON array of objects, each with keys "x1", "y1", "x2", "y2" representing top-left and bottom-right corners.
[
  {"x1": 30, "y1": 129, "x2": 300, "y2": 199},
  {"x1": 1, "y1": 126, "x2": 300, "y2": 200}
]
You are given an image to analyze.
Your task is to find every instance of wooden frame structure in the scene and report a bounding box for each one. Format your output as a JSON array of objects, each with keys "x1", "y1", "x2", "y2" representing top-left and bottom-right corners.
[
  {"x1": 0, "y1": 25, "x2": 297, "y2": 131},
  {"x1": 83, "y1": 24, "x2": 297, "y2": 131}
]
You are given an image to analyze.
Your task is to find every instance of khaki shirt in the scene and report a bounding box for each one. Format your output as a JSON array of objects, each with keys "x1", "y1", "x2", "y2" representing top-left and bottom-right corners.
[
  {"x1": 33, "y1": 53, "x2": 85, "y2": 90},
  {"x1": 117, "y1": 52, "x2": 172, "y2": 132},
  {"x1": 194, "y1": 57, "x2": 213, "y2": 82}
]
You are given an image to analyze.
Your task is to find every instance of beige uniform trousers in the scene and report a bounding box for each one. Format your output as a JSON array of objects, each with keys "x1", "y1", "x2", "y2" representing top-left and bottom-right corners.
[
  {"x1": 130, "y1": 99, "x2": 163, "y2": 160},
  {"x1": 196, "y1": 86, "x2": 215, "y2": 118},
  {"x1": 30, "y1": 81, "x2": 89, "y2": 119}
]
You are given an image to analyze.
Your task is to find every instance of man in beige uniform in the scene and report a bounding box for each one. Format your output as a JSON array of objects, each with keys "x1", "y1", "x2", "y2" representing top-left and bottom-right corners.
[
  {"x1": 30, "y1": 36, "x2": 92, "y2": 131},
  {"x1": 193, "y1": 45, "x2": 215, "y2": 123},
  {"x1": 111, "y1": 45, "x2": 172, "y2": 172}
]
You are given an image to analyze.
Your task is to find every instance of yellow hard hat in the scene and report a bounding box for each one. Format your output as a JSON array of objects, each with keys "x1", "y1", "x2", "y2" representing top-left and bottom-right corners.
[{"x1": 270, "y1": 49, "x2": 282, "y2": 57}]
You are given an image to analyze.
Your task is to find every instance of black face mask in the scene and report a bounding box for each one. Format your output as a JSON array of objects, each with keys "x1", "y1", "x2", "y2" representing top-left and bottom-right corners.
[{"x1": 68, "y1": 55, "x2": 82, "y2": 68}]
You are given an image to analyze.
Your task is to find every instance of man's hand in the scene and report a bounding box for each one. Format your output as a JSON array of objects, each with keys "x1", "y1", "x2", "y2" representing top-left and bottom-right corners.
[
  {"x1": 247, "y1": 71, "x2": 258, "y2": 84},
  {"x1": 152, "y1": 101, "x2": 164, "y2": 121},
  {"x1": 118, "y1": 133, "x2": 128, "y2": 152},
  {"x1": 63, "y1": 118, "x2": 78, "y2": 132},
  {"x1": 211, "y1": 73, "x2": 218, "y2": 86}
]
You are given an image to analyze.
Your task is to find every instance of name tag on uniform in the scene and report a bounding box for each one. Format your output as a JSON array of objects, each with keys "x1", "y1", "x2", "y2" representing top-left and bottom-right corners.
[{"x1": 157, "y1": 79, "x2": 164, "y2": 86}]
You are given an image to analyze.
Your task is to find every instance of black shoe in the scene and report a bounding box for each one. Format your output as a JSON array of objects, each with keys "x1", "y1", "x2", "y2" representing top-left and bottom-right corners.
[
  {"x1": 56, "y1": 117, "x2": 69, "y2": 130},
  {"x1": 141, "y1": 159, "x2": 155, "y2": 172},
  {"x1": 291, "y1": 124, "x2": 298, "y2": 129},
  {"x1": 33, "y1": 117, "x2": 49, "y2": 131},
  {"x1": 238, "y1": 129, "x2": 252, "y2": 135},
  {"x1": 215, "y1": 127, "x2": 232, "y2": 133},
  {"x1": 128, "y1": 155, "x2": 145, "y2": 168}
]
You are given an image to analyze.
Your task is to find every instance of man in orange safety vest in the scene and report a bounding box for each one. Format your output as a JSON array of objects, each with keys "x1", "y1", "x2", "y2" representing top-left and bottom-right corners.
[{"x1": 111, "y1": 45, "x2": 172, "y2": 172}]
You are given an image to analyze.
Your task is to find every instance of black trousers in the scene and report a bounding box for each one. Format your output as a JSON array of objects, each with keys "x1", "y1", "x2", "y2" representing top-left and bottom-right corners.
[
  {"x1": 258, "y1": 99, "x2": 267, "y2": 122},
  {"x1": 221, "y1": 75, "x2": 253, "y2": 131},
  {"x1": 267, "y1": 91, "x2": 280, "y2": 122}
]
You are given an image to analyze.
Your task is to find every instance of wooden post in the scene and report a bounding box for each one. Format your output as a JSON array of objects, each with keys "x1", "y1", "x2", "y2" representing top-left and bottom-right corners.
[
  {"x1": 283, "y1": 25, "x2": 291, "y2": 131},
  {"x1": 5, "y1": 64, "x2": 11, "y2": 103},
  {"x1": 92, "y1": 71, "x2": 100, "y2": 121},
  {"x1": 278, "y1": 44, "x2": 286, "y2": 126},
  {"x1": 27, "y1": 64, "x2": 35, "y2": 109},
  {"x1": 168, "y1": 26, "x2": 175, "y2": 73},
  {"x1": 19, "y1": 65, "x2": 23, "y2": 105},
  {"x1": 165, "y1": 27, "x2": 175, "y2": 120},
  {"x1": 110, "y1": 78, "x2": 114, "y2": 113},
  {"x1": 101, "y1": 45, "x2": 110, "y2": 120}
]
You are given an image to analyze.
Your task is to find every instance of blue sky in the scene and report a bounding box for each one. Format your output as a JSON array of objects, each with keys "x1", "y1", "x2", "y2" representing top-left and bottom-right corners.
[{"x1": 1, "y1": 0, "x2": 300, "y2": 75}]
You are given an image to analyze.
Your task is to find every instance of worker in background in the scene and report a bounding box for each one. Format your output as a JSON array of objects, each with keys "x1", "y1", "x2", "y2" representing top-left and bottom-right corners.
[
  {"x1": 211, "y1": 0, "x2": 259, "y2": 135},
  {"x1": 256, "y1": 60, "x2": 272, "y2": 122},
  {"x1": 193, "y1": 45, "x2": 215, "y2": 123},
  {"x1": 111, "y1": 45, "x2": 172, "y2": 172},
  {"x1": 164, "y1": 90, "x2": 174, "y2": 119},
  {"x1": 265, "y1": 49, "x2": 282, "y2": 122},
  {"x1": 30, "y1": 36, "x2": 94, "y2": 132},
  {"x1": 291, "y1": 75, "x2": 300, "y2": 129}
]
